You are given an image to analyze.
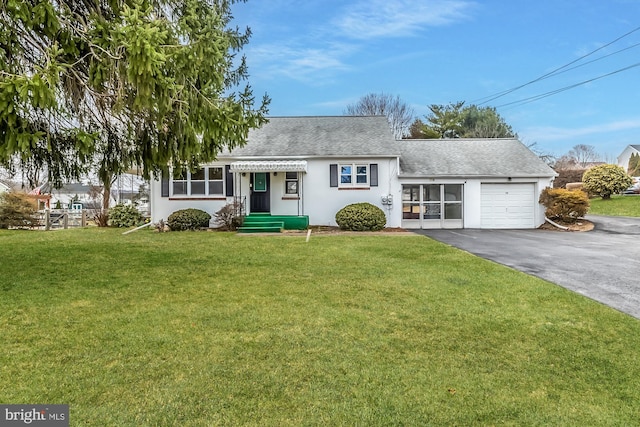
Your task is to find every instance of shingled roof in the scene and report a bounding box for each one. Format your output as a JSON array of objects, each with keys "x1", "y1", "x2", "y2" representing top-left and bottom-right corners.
[
  {"x1": 219, "y1": 116, "x2": 555, "y2": 179},
  {"x1": 223, "y1": 116, "x2": 398, "y2": 158},
  {"x1": 397, "y1": 138, "x2": 557, "y2": 178}
]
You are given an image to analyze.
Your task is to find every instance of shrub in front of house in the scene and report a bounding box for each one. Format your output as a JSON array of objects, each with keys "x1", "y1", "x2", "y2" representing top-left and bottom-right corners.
[
  {"x1": 214, "y1": 202, "x2": 244, "y2": 231},
  {"x1": 167, "y1": 208, "x2": 211, "y2": 231},
  {"x1": 582, "y1": 164, "x2": 633, "y2": 199},
  {"x1": 539, "y1": 187, "x2": 589, "y2": 222},
  {"x1": 108, "y1": 204, "x2": 144, "y2": 227},
  {"x1": 0, "y1": 192, "x2": 38, "y2": 229},
  {"x1": 335, "y1": 202, "x2": 386, "y2": 231}
]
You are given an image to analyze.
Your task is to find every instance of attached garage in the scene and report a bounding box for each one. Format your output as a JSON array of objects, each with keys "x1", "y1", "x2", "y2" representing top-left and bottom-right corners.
[
  {"x1": 481, "y1": 183, "x2": 536, "y2": 229},
  {"x1": 397, "y1": 138, "x2": 556, "y2": 230}
]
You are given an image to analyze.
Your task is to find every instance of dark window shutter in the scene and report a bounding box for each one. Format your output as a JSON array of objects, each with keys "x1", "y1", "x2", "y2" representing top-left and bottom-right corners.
[
  {"x1": 225, "y1": 165, "x2": 234, "y2": 196},
  {"x1": 161, "y1": 171, "x2": 169, "y2": 197},
  {"x1": 330, "y1": 164, "x2": 338, "y2": 187},
  {"x1": 370, "y1": 164, "x2": 378, "y2": 187}
]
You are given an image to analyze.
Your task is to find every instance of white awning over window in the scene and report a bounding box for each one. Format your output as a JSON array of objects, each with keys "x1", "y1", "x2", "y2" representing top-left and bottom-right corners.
[{"x1": 230, "y1": 160, "x2": 307, "y2": 173}]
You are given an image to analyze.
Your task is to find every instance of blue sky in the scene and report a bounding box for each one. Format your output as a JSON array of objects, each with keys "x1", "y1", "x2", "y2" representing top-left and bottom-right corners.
[{"x1": 231, "y1": 0, "x2": 640, "y2": 161}]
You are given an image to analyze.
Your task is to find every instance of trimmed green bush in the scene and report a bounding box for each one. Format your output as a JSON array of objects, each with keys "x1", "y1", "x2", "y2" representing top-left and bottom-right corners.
[
  {"x1": 335, "y1": 202, "x2": 386, "y2": 231},
  {"x1": 0, "y1": 192, "x2": 37, "y2": 229},
  {"x1": 108, "y1": 204, "x2": 144, "y2": 227},
  {"x1": 539, "y1": 187, "x2": 589, "y2": 222},
  {"x1": 582, "y1": 164, "x2": 633, "y2": 199},
  {"x1": 167, "y1": 208, "x2": 211, "y2": 231}
]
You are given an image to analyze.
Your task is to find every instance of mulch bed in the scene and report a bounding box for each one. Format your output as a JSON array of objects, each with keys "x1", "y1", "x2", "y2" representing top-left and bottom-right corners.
[{"x1": 538, "y1": 219, "x2": 594, "y2": 232}]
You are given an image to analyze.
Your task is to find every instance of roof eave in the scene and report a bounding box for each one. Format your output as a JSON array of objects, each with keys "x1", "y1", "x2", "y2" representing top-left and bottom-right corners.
[
  {"x1": 220, "y1": 154, "x2": 400, "y2": 160},
  {"x1": 398, "y1": 173, "x2": 557, "y2": 179}
]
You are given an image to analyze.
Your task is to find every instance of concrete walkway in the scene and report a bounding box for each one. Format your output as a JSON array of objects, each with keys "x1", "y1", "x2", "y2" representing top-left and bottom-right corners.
[{"x1": 416, "y1": 215, "x2": 640, "y2": 319}]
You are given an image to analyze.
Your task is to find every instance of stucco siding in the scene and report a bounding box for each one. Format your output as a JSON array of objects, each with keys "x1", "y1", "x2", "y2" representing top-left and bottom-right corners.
[{"x1": 301, "y1": 158, "x2": 401, "y2": 227}]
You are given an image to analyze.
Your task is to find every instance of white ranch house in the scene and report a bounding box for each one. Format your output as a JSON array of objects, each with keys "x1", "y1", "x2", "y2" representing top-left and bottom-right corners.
[{"x1": 150, "y1": 116, "x2": 556, "y2": 230}]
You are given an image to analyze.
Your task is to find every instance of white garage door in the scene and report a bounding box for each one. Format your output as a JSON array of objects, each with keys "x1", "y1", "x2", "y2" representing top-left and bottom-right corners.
[{"x1": 481, "y1": 184, "x2": 535, "y2": 229}]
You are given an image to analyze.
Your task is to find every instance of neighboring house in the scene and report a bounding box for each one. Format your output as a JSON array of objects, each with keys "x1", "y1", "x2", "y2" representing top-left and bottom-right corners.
[
  {"x1": 29, "y1": 174, "x2": 147, "y2": 211},
  {"x1": 617, "y1": 144, "x2": 640, "y2": 172},
  {"x1": 48, "y1": 183, "x2": 99, "y2": 209},
  {"x1": 150, "y1": 116, "x2": 556, "y2": 229},
  {"x1": 0, "y1": 181, "x2": 10, "y2": 194}
]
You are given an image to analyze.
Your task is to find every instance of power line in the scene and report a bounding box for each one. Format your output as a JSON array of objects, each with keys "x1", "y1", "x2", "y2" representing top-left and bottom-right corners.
[
  {"x1": 533, "y1": 41, "x2": 640, "y2": 79},
  {"x1": 473, "y1": 25, "x2": 640, "y2": 105},
  {"x1": 495, "y1": 61, "x2": 640, "y2": 109}
]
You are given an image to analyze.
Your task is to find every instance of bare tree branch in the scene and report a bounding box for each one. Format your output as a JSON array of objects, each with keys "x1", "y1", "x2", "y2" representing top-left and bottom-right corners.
[{"x1": 344, "y1": 93, "x2": 414, "y2": 139}]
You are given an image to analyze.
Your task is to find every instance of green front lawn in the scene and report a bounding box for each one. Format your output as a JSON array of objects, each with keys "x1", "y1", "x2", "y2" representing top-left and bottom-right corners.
[
  {"x1": 2, "y1": 228, "x2": 640, "y2": 426},
  {"x1": 589, "y1": 195, "x2": 640, "y2": 217}
]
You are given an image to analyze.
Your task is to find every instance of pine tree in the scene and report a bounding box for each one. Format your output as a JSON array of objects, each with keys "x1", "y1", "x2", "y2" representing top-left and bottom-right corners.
[{"x1": 0, "y1": 0, "x2": 269, "y2": 193}]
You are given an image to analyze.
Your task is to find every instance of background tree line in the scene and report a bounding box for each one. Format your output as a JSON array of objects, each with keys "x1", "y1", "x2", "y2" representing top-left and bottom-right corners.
[
  {"x1": 343, "y1": 92, "x2": 629, "y2": 182},
  {"x1": 344, "y1": 94, "x2": 516, "y2": 140}
]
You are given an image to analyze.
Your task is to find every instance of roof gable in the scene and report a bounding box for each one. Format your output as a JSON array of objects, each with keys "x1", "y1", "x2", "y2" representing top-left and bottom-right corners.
[
  {"x1": 397, "y1": 138, "x2": 556, "y2": 178},
  {"x1": 222, "y1": 116, "x2": 398, "y2": 158}
]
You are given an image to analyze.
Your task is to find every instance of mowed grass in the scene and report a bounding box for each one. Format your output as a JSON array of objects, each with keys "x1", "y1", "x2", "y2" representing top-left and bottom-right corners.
[
  {"x1": 589, "y1": 195, "x2": 640, "y2": 217},
  {"x1": 2, "y1": 229, "x2": 640, "y2": 426}
]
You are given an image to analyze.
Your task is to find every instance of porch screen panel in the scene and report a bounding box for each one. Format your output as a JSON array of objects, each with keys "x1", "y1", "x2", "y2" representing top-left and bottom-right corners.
[
  {"x1": 444, "y1": 184, "x2": 463, "y2": 220},
  {"x1": 402, "y1": 185, "x2": 420, "y2": 219},
  {"x1": 423, "y1": 184, "x2": 441, "y2": 219}
]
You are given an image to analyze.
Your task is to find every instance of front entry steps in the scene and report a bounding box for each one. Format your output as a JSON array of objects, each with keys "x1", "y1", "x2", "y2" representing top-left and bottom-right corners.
[{"x1": 237, "y1": 213, "x2": 309, "y2": 233}]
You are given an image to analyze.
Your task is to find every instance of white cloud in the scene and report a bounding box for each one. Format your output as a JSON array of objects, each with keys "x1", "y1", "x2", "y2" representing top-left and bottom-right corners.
[
  {"x1": 527, "y1": 118, "x2": 640, "y2": 141},
  {"x1": 242, "y1": 0, "x2": 476, "y2": 83},
  {"x1": 247, "y1": 43, "x2": 354, "y2": 83},
  {"x1": 334, "y1": 0, "x2": 476, "y2": 40}
]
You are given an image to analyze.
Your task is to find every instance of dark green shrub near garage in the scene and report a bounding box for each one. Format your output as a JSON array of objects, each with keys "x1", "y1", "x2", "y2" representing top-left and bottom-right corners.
[
  {"x1": 335, "y1": 202, "x2": 386, "y2": 231},
  {"x1": 167, "y1": 208, "x2": 211, "y2": 231}
]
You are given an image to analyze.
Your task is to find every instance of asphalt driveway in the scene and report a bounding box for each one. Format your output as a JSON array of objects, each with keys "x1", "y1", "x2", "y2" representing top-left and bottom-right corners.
[{"x1": 416, "y1": 215, "x2": 640, "y2": 319}]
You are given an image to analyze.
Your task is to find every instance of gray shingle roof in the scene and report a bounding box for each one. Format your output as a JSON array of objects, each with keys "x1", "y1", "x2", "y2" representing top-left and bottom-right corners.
[
  {"x1": 631, "y1": 144, "x2": 640, "y2": 151},
  {"x1": 219, "y1": 117, "x2": 554, "y2": 178},
  {"x1": 397, "y1": 138, "x2": 557, "y2": 178},
  {"x1": 222, "y1": 116, "x2": 398, "y2": 158}
]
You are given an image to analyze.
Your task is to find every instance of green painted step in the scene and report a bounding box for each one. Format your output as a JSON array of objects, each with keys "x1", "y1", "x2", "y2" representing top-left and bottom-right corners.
[
  {"x1": 238, "y1": 214, "x2": 309, "y2": 232},
  {"x1": 241, "y1": 221, "x2": 285, "y2": 228},
  {"x1": 238, "y1": 226, "x2": 284, "y2": 234}
]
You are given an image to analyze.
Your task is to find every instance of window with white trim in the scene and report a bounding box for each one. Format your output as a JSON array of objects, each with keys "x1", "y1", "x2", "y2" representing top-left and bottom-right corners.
[
  {"x1": 208, "y1": 167, "x2": 224, "y2": 195},
  {"x1": 340, "y1": 164, "x2": 368, "y2": 187},
  {"x1": 285, "y1": 172, "x2": 298, "y2": 194},
  {"x1": 191, "y1": 168, "x2": 206, "y2": 195},
  {"x1": 172, "y1": 167, "x2": 225, "y2": 196},
  {"x1": 172, "y1": 171, "x2": 187, "y2": 195}
]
